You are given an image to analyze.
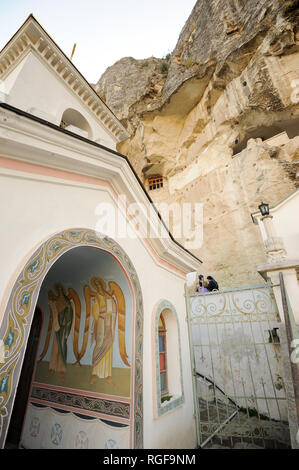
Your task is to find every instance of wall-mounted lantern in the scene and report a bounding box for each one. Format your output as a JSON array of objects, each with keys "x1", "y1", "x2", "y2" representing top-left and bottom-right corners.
[{"x1": 258, "y1": 202, "x2": 270, "y2": 217}]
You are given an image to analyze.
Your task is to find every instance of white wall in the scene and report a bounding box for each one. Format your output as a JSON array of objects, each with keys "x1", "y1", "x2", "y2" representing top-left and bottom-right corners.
[
  {"x1": 257, "y1": 190, "x2": 299, "y2": 260},
  {"x1": 0, "y1": 169, "x2": 196, "y2": 449},
  {"x1": 3, "y1": 52, "x2": 116, "y2": 149}
]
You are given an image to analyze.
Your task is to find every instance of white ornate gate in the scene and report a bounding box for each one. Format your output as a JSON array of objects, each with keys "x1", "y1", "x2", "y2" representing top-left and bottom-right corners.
[{"x1": 186, "y1": 283, "x2": 291, "y2": 449}]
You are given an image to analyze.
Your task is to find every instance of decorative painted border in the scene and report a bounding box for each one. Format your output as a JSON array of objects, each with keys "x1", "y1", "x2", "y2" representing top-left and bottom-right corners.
[
  {"x1": 31, "y1": 381, "x2": 131, "y2": 403},
  {"x1": 0, "y1": 228, "x2": 143, "y2": 448},
  {"x1": 30, "y1": 386, "x2": 131, "y2": 420},
  {"x1": 154, "y1": 300, "x2": 184, "y2": 417}
]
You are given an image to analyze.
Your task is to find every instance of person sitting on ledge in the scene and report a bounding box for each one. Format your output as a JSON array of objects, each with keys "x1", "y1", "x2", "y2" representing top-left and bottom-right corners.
[
  {"x1": 197, "y1": 275, "x2": 209, "y2": 293},
  {"x1": 206, "y1": 275, "x2": 219, "y2": 292}
]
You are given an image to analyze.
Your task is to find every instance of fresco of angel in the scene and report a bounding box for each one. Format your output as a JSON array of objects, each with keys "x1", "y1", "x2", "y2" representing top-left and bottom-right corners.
[
  {"x1": 84, "y1": 276, "x2": 130, "y2": 386},
  {"x1": 39, "y1": 283, "x2": 81, "y2": 382}
]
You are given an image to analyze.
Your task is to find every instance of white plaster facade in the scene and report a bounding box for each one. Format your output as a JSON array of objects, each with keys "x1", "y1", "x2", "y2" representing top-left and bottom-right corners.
[
  {"x1": 0, "y1": 15, "x2": 202, "y2": 449},
  {"x1": 252, "y1": 189, "x2": 299, "y2": 324},
  {"x1": 253, "y1": 189, "x2": 299, "y2": 262}
]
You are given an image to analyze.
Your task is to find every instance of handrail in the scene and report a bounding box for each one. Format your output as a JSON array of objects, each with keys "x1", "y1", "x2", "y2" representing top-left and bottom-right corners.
[
  {"x1": 196, "y1": 371, "x2": 239, "y2": 408},
  {"x1": 195, "y1": 371, "x2": 239, "y2": 449}
]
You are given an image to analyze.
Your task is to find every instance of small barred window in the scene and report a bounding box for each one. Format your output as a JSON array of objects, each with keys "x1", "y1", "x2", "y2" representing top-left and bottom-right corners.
[{"x1": 148, "y1": 176, "x2": 163, "y2": 191}]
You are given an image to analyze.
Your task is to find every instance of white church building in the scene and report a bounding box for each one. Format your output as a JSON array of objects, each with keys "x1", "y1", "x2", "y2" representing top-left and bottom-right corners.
[{"x1": 0, "y1": 15, "x2": 202, "y2": 449}]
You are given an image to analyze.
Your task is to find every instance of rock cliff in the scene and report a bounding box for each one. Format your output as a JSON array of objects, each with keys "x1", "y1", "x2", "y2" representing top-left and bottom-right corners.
[{"x1": 95, "y1": 0, "x2": 299, "y2": 287}]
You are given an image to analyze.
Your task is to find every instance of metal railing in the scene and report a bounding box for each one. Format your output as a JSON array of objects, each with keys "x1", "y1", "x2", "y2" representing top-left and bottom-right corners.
[{"x1": 186, "y1": 282, "x2": 291, "y2": 449}]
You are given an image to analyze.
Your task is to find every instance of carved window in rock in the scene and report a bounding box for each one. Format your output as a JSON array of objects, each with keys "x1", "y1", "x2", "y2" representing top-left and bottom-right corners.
[
  {"x1": 148, "y1": 176, "x2": 163, "y2": 191},
  {"x1": 158, "y1": 314, "x2": 168, "y2": 397}
]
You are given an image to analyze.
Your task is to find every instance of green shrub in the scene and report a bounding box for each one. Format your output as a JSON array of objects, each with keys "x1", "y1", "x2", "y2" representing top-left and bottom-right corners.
[
  {"x1": 161, "y1": 395, "x2": 172, "y2": 403},
  {"x1": 159, "y1": 61, "x2": 169, "y2": 74}
]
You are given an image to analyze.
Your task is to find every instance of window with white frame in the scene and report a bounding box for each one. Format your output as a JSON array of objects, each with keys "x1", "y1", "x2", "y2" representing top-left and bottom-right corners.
[
  {"x1": 158, "y1": 314, "x2": 168, "y2": 397},
  {"x1": 154, "y1": 301, "x2": 184, "y2": 417}
]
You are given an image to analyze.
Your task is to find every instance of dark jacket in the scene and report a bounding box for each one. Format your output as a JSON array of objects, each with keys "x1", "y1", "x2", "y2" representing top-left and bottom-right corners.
[{"x1": 206, "y1": 278, "x2": 219, "y2": 291}]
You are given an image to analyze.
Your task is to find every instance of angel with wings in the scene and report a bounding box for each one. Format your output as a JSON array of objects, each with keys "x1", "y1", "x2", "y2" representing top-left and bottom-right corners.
[
  {"x1": 84, "y1": 276, "x2": 130, "y2": 386},
  {"x1": 39, "y1": 283, "x2": 83, "y2": 382}
]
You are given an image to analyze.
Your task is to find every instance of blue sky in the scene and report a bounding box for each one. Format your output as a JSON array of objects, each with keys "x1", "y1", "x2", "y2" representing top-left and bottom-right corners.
[{"x1": 0, "y1": 0, "x2": 197, "y2": 83}]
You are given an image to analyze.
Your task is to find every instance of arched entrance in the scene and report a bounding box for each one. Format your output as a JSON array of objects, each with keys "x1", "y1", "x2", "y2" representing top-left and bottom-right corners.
[{"x1": 0, "y1": 229, "x2": 143, "y2": 449}]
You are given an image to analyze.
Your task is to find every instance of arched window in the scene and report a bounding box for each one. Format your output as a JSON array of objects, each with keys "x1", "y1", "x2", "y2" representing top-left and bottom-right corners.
[
  {"x1": 158, "y1": 314, "x2": 168, "y2": 397},
  {"x1": 153, "y1": 300, "x2": 184, "y2": 418},
  {"x1": 60, "y1": 108, "x2": 92, "y2": 139}
]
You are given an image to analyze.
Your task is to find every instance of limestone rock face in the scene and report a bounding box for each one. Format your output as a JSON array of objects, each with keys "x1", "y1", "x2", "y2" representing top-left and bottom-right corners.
[
  {"x1": 95, "y1": 0, "x2": 299, "y2": 288},
  {"x1": 95, "y1": 56, "x2": 168, "y2": 134},
  {"x1": 162, "y1": 0, "x2": 298, "y2": 107}
]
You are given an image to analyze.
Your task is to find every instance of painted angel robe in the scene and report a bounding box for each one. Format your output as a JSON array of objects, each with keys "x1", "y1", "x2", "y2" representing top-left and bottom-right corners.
[
  {"x1": 91, "y1": 295, "x2": 117, "y2": 378},
  {"x1": 49, "y1": 295, "x2": 73, "y2": 372}
]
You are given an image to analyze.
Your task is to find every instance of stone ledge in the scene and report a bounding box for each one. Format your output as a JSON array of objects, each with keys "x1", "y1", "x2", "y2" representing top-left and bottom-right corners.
[{"x1": 257, "y1": 259, "x2": 299, "y2": 280}]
